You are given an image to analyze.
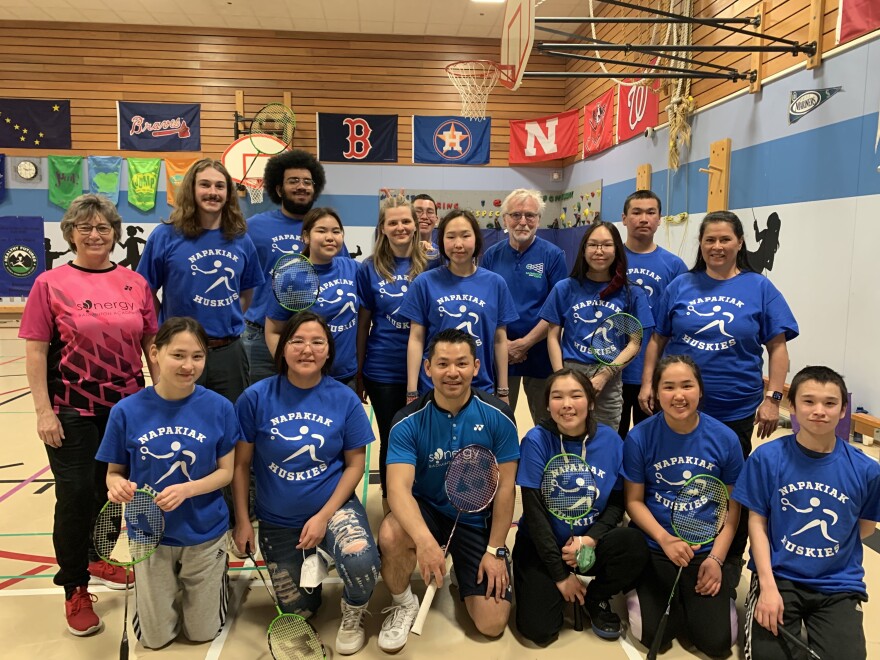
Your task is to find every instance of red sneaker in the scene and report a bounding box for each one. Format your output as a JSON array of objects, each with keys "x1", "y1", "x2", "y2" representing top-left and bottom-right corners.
[
  {"x1": 88, "y1": 559, "x2": 133, "y2": 590},
  {"x1": 65, "y1": 585, "x2": 104, "y2": 636}
]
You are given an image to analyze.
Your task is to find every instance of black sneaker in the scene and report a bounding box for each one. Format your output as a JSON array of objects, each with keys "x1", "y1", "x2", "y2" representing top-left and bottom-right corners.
[{"x1": 585, "y1": 598, "x2": 621, "y2": 640}]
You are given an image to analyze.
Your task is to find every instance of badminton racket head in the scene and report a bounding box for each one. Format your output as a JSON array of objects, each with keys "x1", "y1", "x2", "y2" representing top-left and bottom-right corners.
[
  {"x1": 272, "y1": 254, "x2": 319, "y2": 312},
  {"x1": 540, "y1": 452, "x2": 597, "y2": 522},
  {"x1": 251, "y1": 103, "x2": 296, "y2": 152},
  {"x1": 93, "y1": 489, "x2": 164, "y2": 566},
  {"x1": 589, "y1": 312, "x2": 644, "y2": 366},
  {"x1": 444, "y1": 444, "x2": 499, "y2": 514},
  {"x1": 670, "y1": 474, "x2": 729, "y2": 546},
  {"x1": 268, "y1": 612, "x2": 326, "y2": 660}
]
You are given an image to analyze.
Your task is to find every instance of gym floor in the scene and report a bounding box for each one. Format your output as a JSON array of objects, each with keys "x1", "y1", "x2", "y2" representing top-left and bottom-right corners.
[{"x1": 0, "y1": 318, "x2": 877, "y2": 659}]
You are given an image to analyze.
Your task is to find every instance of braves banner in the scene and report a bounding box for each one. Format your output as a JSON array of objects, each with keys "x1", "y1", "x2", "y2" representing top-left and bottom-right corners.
[
  {"x1": 616, "y1": 81, "x2": 659, "y2": 143},
  {"x1": 0, "y1": 216, "x2": 44, "y2": 296},
  {"x1": 508, "y1": 109, "x2": 578, "y2": 164},
  {"x1": 413, "y1": 116, "x2": 491, "y2": 165},
  {"x1": 0, "y1": 98, "x2": 71, "y2": 149},
  {"x1": 584, "y1": 88, "x2": 615, "y2": 157},
  {"x1": 837, "y1": 0, "x2": 880, "y2": 45},
  {"x1": 117, "y1": 101, "x2": 200, "y2": 151},
  {"x1": 317, "y1": 113, "x2": 398, "y2": 162},
  {"x1": 88, "y1": 155, "x2": 123, "y2": 204}
]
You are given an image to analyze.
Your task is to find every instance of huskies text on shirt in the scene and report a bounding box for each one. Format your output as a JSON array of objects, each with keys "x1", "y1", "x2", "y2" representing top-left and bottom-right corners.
[
  {"x1": 235, "y1": 375, "x2": 374, "y2": 528},
  {"x1": 540, "y1": 278, "x2": 654, "y2": 365},
  {"x1": 19, "y1": 264, "x2": 158, "y2": 415},
  {"x1": 357, "y1": 256, "x2": 414, "y2": 384},
  {"x1": 622, "y1": 412, "x2": 743, "y2": 552},
  {"x1": 481, "y1": 237, "x2": 568, "y2": 378},
  {"x1": 386, "y1": 389, "x2": 519, "y2": 528},
  {"x1": 732, "y1": 435, "x2": 880, "y2": 595},
  {"x1": 136, "y1": 223, "x2": 264, "y2": 337},
  {"x1": 266, "y1": 256, "x2": 361, "y2": 380},
  {"x1": 652, "y1": 271, "x2": 798, "y2": 421},
  {"x1": 96, "y1": 386, "x2": 239, "y2": 546},
  {"x1": 398, "y1": 266, "x2": 519, "y2": 394},
  {"x1": 516, "y1": 423, "x2": 623, "y2": 546},
  {"x1": 623, "y1": 246, "x2": 688, "y2": 385}
]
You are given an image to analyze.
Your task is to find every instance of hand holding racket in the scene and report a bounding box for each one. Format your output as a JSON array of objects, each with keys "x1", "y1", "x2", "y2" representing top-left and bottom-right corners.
[
  {"x1": 540, "y1": 452, "x2": 597, "y2": 631},
  {"x1": 272, "y1": 254, "x2": 319, "y2": 312},
  {"x1": 646, "y1": 474, "x2": 729, "y2": 660},
  {"x1": 245, "y1": 543, "x2": 326, "y2": 660},
  {"x1": 93, "y1": 488, "x2": 165, "y2": 660},
  {"x1": 754, "y1": 586, "x2": 822, "y2": 659},
  {"x1": 410, "y1": 445, "x2": 499, "y2": 636},
  {"x1": 589, "y1": 312, "x2": 644, "y2": 368}
]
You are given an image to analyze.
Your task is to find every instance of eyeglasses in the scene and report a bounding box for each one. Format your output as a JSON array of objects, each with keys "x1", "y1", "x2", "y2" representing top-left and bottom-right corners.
[
  {"x1": 286, "y1": 177, "x2": 314, "y2": 188},
  {"x1": 506, "y1": 212, "x2": 539, "y2": 223},
  {"x1": 415, "y1": 208, "x2": 437, "y2": 217},
  {"x1": 286, "y1": 338, "x2": 328, "y2": 350},
  {"x1": 74, "y1": 223, "x2": 113, "y2": 236},
  {"x1": 586, "y1": 242, "x2": 615, "y2": 252}
]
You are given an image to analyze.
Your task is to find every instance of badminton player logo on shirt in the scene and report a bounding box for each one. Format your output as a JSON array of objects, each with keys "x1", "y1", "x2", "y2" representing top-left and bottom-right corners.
[
  {"x1": 570, "y1": 299, "x2": 622, "y2": 355},
  {"x1": 681, "y1": 296, "x2": 745, "y2": 352},
  {"x1": 777, "y1": 486, "x2": 849, "y2": 558},
  {"x1": 267, "y1": 415, "x2": 334, "y2": 481},
  {"x1": 270, "y1": 233, "x2": 303, "y2": 256},
  {"x1": 377, "y1": 274, "x2": 409, "y2": 326},
  {"x1": 437, "y1": 294, "x2": 488, "y2": 346},
  {"x1": 628, "y1": 267, "x2": 662, "y2": 299},
  {"x1": 317, "y1": 278, "x2": 358, "y2": 333},
  {"x1": 135, "y1": 426, "x2": 208, "y2": 485},
  {"x1": 188, "y1": 249, "x2": 240, "y2": 308}
]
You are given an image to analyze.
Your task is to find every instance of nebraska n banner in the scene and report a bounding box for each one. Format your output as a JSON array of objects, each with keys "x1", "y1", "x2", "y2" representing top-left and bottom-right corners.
[
  {"x1": 117, "y1": 101, "x2": 201, "y2": 151},
  {"x1": 317, "y1": 113, "x2": 398, "y2": 162},
  {"x1": 508, "y1": 109, "x2": 578, "y2": 164}
]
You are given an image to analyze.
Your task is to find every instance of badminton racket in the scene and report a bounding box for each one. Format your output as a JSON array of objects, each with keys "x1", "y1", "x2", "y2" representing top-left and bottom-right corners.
[
  {"x1": 646, "y1": 474, "x2": 729, "y2": 660},
  {"x1": 410, "y1": 444, "x2": 500, "y2": 635},
  {"x1": 239, "y1": 102, "x2": 296, "y2": 200},
  {"x1": 589, "y1": 312, "x2": 644, "y2": 367},
  {"x1": 777, "y1": 626, "x2": 822, "y2": 659},
  {"x1": 272, "y1": 253, "x2": 319, "y2": 312},
  {"x1": 93, "y1": 488, "x2": 165, "y2": 660},
  {"x1": 540, "y1": 452, "x2": 597, "y2": 631},
  {"x1": 245, "y1": 543, "x2": 326, "y2": 660}
]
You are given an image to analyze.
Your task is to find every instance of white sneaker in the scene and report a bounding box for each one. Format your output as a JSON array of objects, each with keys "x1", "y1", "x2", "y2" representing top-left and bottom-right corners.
[
  {"x1": 336, "y1": 599, "x2": 369, "y2": 655},
  {"x1": 378, "y1": 596, "x2": 420, "y2": 653}
]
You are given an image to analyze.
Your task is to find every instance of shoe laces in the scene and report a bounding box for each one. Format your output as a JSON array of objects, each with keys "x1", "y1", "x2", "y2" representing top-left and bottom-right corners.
[
  {"x1": 71, "y1": 588, "x2": 98, "y2": 611},
  {"x1": 380, "y1": 602, "x2": 416, "y2": 630},
  {"x1": 340, "y1": 603, "x2": 369, "y2": 632}
]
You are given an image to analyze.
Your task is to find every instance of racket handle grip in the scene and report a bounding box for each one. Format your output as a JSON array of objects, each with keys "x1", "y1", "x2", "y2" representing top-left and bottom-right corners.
[
  {"x1": 120, "y1": 636, "x2": 129, "y2": 660},
  {"x1": 646, "y1": 609, "x2": 670, "y2": 660},
  {"x1": 573, "y1": 600, "x2": 584, "y2": 631},
  {"x1": 410, "y1": 584, "x2": 438, "y2": 636}
]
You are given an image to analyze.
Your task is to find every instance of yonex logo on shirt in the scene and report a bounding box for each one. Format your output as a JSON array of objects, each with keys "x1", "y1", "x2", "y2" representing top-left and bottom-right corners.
[{"x1": 473, "y1": 424, "x2": 484, "y2": 431}]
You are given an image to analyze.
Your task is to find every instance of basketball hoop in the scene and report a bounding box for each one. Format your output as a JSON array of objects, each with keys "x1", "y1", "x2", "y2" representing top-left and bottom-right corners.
[
  {"x1": 446, "y1": 60, "x2": 501, "y2": 120},
  {"x1": 242, "y1": 178, "x2": 264, "y2": 204}
]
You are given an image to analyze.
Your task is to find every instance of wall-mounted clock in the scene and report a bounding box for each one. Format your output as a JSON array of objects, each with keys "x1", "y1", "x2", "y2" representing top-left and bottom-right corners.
[{"x1": 16, "y1": 159, "x2": 38, "y2": 181}]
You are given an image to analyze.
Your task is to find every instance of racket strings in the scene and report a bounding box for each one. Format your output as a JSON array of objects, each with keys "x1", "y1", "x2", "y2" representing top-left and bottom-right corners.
[
  {"x1": 590, "y1": 313, "x2": 644, "y2": 364},
  {"x1": 252, "y1": 104, "x2": 296, "y2": 148},
  {"x1": 268, "y1": 614, "x2": 325, "y2": 660},
  {"x1": 272, "y1": 255, "x2": 319, "y2": 312},
  {"x1": 540, "y1": 454, "x2": 596, "y2": 521},
  {"x1": 445, "y1": 446, "x2": 499, "y2": 513},
  {"x1": 94, "y1": 491, "x2": 164, "y2": 565},
  {"x1": 671, "y1": 478, "x2": 729, "y2": 545}
]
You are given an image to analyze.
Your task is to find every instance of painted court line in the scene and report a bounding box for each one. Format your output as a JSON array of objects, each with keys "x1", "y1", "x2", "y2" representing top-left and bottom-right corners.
[
  {"x1": 0, "y1": 564, "x2": 53, "y2": 590},
  {"x1": 0, "y1": 465, "x2": 51, "y2": 505},
  {"x1": 0, "y1": 357, "x2": 24, "y2": 366},
  {"x1": 204, "y1": 570, "x2": 251, "y2": 660}
]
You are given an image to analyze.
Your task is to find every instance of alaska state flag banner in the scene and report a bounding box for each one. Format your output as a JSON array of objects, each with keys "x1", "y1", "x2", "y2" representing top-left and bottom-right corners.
[
  {"x1": 413, "y1": 116, "x2": 491, "y2": 165},
  {"x1": 117, "y1": 101, "x2": 201, "y2": 151},
  {"x1": 317, "y1": 113, "x2": 398, "y2": 162},
  {"x1": 0, "y1": 98, "x2": 72, "y2": 149}
]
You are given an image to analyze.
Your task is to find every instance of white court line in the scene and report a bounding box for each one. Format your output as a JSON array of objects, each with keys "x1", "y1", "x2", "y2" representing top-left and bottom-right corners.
[
  {"x1": 205, "y1": 570, "x2": 251, "y2": 660},
  {"x1": 618, "y1": 632, "x2": 644, "y2": 660}
]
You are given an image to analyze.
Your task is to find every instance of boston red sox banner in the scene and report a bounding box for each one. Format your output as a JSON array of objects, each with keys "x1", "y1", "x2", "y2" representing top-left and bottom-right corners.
[
  {"x1": 616, "y1": 81, "x2": 659, "y2": 144},
  {"x1": 317, "y1": 113, "x2": 398, "y2": 162},
  {"x1": 117, "y1": 101, "x2": 201, "y2": 151},
  {"x1": 583, "y1": 88, "x2": 615, "y2": 157},
  {"x1": 508, "y1": 109, "x2": 578, "y2": 164}
]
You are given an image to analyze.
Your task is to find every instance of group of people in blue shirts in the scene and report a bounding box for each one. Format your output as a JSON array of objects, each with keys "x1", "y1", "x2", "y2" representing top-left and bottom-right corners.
[{"x1": 26, "y1": 148, "x2": 880, "y2": 659}]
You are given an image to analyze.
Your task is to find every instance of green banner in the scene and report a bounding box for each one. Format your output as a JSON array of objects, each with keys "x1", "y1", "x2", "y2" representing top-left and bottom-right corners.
[
  {"x1": 47, "y1": 155, "x2": 83, "y2": 209},
  {"x1": 126, "y1": 157, "x2": 161, "y2": 212}
]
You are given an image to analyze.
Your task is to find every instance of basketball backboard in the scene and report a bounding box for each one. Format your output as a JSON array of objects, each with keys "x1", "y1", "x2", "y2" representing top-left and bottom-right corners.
[
  {"x1": 500, "y1": 0, "x2": 535, "y2": 90},
  {"x1": 220, "y1": 133, "x2": 288, "y2": 184}
]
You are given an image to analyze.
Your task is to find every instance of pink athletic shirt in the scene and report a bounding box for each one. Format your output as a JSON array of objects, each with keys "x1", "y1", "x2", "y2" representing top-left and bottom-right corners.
[{"x1": 20, "y1": 263, "x2": 158, "y2": 415}]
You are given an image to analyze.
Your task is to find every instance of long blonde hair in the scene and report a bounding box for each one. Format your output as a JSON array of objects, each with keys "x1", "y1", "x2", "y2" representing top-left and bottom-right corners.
[{"x1": 371, "y1": 194, "x2": 427, "y2": 282}]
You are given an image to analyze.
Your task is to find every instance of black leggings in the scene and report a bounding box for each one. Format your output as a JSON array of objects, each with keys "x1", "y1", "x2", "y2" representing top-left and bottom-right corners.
[{"x1": 363, "y1": 377, "x2": 407, "y2": 498}]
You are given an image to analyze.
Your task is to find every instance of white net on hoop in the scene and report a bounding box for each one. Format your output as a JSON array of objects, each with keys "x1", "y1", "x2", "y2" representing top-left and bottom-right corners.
[
  {"x1": 243, "y1": 179, "x2": 263, "y2": 204},
  {"x1": 446, "y1": 60, "x2": 500, "y2": 120}
]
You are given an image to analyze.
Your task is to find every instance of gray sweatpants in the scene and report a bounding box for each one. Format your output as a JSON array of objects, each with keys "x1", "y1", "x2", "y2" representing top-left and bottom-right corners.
[
  {"x1": 563, "y1": 360, "x2": 624, "y2": 430},
  {"x1": 132, "y1": 533, "x2": 229, "y2": 649}
]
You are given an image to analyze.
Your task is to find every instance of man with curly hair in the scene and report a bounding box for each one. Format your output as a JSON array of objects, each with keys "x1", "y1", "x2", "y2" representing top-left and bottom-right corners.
[{"x1": 242, "y1": 149, "x2": 347, "y2": 383}]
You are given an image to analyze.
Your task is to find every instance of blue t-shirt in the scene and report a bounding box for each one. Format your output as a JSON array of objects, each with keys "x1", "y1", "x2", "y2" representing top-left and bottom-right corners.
[
  {"x1": 540, "y1": 278, "x2": 654, "y2": 366},
  {"x1": 516, "y1": 423, "x2": 623, "y2": 546},
  {"x1": 652, "y1": 271, "x2": 798, "y2": 421},
  {"x1": 244, "y1": 209, "x2": 349, "y2": 327},
  {"x1": 95, "y1": 386, "x2": 240, "y2": 547},
  {"x1": 136, "y1": 223, "x2": 264, "y2": 337},
  {"x1": 481, "y1": 237, "x2": 568, "y2": 378},
  {"x1": 622, "y1": 246, "x2": 688, "y2": 385},
  {"x1": 398, "y1": 266, "x2": 519, "y2": 395},
  {"x1": 732, "y1": 435, "x2": 880, "y2": 596},
  {"x1": 386, "y1": 389, "x2": 520, "y2": 528},
  {"x1": 357, "y1": 256, "x2": 414, "y2": 383},
  {"x1": 266, "y1": 256, "x2": 361, "y2": 380},
  {"x1": 622, "y1": 412, "x2": 743, "y2": 552},
  {"x1": 235, "y1": 375, "x2": 375, "y2": 528}
]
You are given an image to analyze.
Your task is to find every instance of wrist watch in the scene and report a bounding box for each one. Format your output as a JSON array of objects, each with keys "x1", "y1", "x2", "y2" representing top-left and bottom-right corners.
[
  {"x1": 766, "y1": 391, "x2": 783, "y2": 402},
  {"x1": 486, "y1": 544, "x2": 509, "y2": 559}
]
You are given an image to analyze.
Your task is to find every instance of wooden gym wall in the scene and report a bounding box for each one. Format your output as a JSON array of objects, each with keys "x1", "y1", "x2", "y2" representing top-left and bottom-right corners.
[{"x1": 0, "y1": 21, "x2": 565, "y2": 167}]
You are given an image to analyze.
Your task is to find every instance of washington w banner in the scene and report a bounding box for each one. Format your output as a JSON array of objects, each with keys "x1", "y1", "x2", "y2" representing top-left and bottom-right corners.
[
  {"x1": 0, "y1": 216, "x2": 44, "y2": 296},
  {"x1": 508, "y1": 109, "x2": 578, "y2": 164},
  {"x1": 413, "y1": 116, "x2": 491, "y2": 165},
  {"x1": 317, "y1": 113, "x2": 398, "y2": 162},
  {"x1": 616, "y1": 81, "x2": 659, "y2": 144},
  {"x1": 0, "y1": 98, "x2": 71, "y2": 149},
  {"x1": 117, "y1": 101, "x2": 201, "y2": 151}
]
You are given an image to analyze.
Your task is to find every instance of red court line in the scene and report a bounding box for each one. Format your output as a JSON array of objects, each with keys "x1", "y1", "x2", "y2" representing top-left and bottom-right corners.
[
  {"x1": 0, "y1": 563, "x2": 53, "y2": 590},
  {"x1": 0, "y1": 357, "x2": 24, "y2": 366},
  {"x1": 0, "y1": 387, "x2": 28, "y2": 397},
  {"x1": 0, "y1": 549, "x2": 57, "y2": 564},
  {"x1": 0, "y1": 465, "x2": 51, "y2": 505}
]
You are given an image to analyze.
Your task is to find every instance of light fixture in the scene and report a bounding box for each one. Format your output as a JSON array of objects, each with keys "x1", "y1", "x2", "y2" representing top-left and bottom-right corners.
[{"x1": 470, "y1": 0, "x2": 506, "y2": 4}]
